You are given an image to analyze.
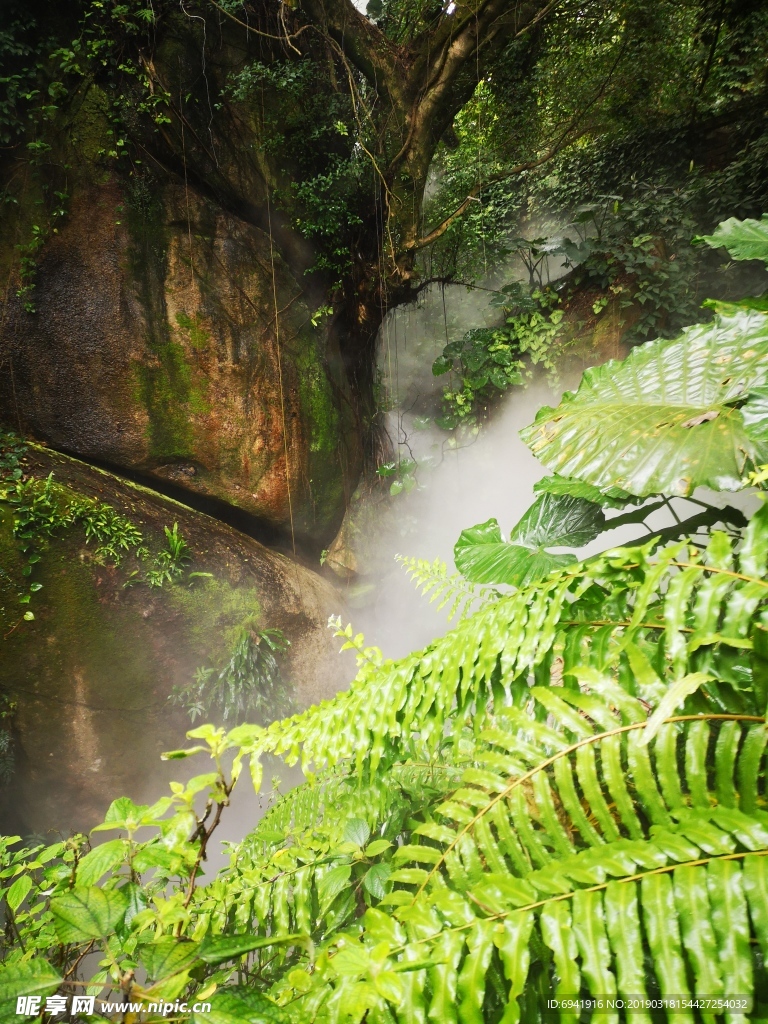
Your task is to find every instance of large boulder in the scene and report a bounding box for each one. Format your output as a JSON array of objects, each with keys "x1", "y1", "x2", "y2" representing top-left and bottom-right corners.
[
  {"x1": 0, "y1": 442, "x2": 350, "y2": 837},
  {"x1": 0, "y1": 172, "x2": 360, "y2": 546}
]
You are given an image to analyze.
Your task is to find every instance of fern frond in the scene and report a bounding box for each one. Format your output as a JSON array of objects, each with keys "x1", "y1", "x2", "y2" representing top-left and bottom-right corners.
[
  {"x1": 246, "y1": 506, "x2": 768, "y2": 781},
  {"x1": 396, "y1": 555, "x2": 496, "y2": 622},
  {"x1": 278, "y1": 709, "x2": 768, "y2": 1023},
  {"x1": 246, "y1": 759, "x2": 465, "y2": 852}
]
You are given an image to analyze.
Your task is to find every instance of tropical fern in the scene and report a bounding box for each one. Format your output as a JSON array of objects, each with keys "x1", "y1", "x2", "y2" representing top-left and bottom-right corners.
[
  {"x1": 235, "y1": 506, "x2": 768, "y2": 785},
  {"x1": 5, "y1": 217, "x2": 768, "y2": 1024},
  {"x1": 266, "y1": 691, "x2": 768, "y2": 1023},
  {"x1": 396, "y1": 555, "x2": 496, "y2": 621},
  {"x1": 247, "y1": 760, "x2": 464, "y2": 851}
]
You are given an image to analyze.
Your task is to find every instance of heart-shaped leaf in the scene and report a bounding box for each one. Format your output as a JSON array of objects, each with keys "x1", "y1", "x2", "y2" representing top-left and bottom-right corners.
[
  {"x1": 521, "y1": 310, "x2": 768, "y2": 497},
  {"x1": 454, "y1": 494, "x2": 604, "y2": 587},
  {"x1": 509, "y1": 492, "x2": 605, "y2": 549}
]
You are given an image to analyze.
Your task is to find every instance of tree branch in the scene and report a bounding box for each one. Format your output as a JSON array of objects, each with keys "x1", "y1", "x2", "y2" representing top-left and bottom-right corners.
[
  {"x1": 408, "y1": 31, "x2": 629, "y2": 252},
  {"x1": 206, "y1": 0, "x2": 310, "y2": 47},
  {"x1": 406, "y1": 140, "x2": 570, "y2": 252},
  {"x1": 299, "y1": 0, "x2": 404, "y2": 103}
]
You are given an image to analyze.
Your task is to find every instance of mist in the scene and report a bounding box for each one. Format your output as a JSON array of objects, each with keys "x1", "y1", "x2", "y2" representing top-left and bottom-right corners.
[{"x1": 197, "y1": 276, "x2": 759, "y2": 868}]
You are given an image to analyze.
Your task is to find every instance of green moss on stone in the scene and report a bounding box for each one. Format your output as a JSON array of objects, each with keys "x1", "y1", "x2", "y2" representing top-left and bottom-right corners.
[
  {"x1": 175, "y1": 311, "x2": 211, "y2": 352},
  {"x1": 167, "y1": 577, "x2": 262, "y2": 665},
  {"x1": 293, "y1": 327, "x2": 347, "y2": 528}
]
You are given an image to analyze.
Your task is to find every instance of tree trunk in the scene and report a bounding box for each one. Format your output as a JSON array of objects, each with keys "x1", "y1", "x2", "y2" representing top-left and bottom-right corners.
[{"x1": 0, "y1": 0, "x2": 553, "y2": 544}]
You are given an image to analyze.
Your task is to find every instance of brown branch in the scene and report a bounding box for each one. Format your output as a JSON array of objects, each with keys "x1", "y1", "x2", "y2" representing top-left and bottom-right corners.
[
  {"x1": 206, "y1": 0, "x2": 311, "y2": 46},
  {"x1": 406, "y1": 145, "x2": 567, "y2": 251},
  {"x1": 299, "y1": 0, "x2": 403, "y2": 104},
  {"x1": 407, "y1": 32, "x2": 630, "y2": 252},
  {"x1": 183, "y1": 781, "x2": 233, "y2": 909}
]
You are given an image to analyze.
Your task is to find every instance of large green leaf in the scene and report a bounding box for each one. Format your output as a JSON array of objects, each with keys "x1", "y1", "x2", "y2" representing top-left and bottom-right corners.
[
  {"x1": 521, "y1": 310, "x2": 768, "y2": 496},
  {"x1": 510, "y1": 491, "x2": 605, "y2": 548},
  {"x1": 192, "y1": 986, "x2": 291, "y2": 1024},
  {"x1": 455, "y1": 518, "x2": 575, "y2": 587},
  {"x1": 454, "y1": 494, "x2": 604, "y2": 587},
  {"x1": 0, "y1": 960, "x2": 62, "y2": 1002},
  {"x1": 50, "y1": 886, "x2": 129, "y2": 943},
  {"x1": 698, "y1": 214, "x2": 768, "y2": 264}
]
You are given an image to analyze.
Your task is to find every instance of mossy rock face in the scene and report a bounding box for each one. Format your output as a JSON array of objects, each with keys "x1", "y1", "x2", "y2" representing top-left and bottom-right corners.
[
  {"x1": 0, "y1": 175, "x2": 361, "y2": 546},
  {"x1": 0, "y1": 446, "x2": 348, "y2": 837}
]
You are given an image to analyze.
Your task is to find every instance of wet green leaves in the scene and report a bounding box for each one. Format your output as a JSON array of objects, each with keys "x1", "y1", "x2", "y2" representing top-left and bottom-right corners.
[
  {"x1": 454, "y1": 493, "x2": 605, "y2": 586},
  {"x1": 521, "y1": 310, "x2": 768, "y2": 496}
]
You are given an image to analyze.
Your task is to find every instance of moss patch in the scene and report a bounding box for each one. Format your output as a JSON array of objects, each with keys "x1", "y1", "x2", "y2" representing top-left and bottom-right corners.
[
  {"x1": 294, "y1": 327, "x2": 348, "y2": 531},
  {"x1": 175, "y1": 311, "x2": 211, "y2": 352},
  {"x1": 168, "y1": 578, "x2": 262, "y2": 666}
]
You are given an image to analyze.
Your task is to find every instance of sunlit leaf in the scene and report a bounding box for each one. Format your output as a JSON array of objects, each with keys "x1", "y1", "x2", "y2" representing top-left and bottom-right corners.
[
  {"x1": 521, "y1": 310, "x2": 768, "y2": 496},
  {"x1": 6, "y1": 874, "x2": 32, "y2": 913},
  {"x1": 139, "y1": 938, "x2": 201, "y2": 980},
  {"x1": 50, "y1": 886, "x2": 128, "y2": 943},
  {"x1": 76, "y1": 840, "x2": 129, "y2": 887}
]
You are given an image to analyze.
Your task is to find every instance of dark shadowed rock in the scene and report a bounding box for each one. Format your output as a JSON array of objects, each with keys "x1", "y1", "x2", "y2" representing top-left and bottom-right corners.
[{"x1": 0, "y1": 445, "x2": 353, "y2": 837}]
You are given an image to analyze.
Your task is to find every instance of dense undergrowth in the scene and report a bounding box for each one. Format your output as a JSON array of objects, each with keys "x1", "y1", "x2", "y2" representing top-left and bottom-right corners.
[{"x1": 1, "y1": 216, "x2": 768, "y2": 1021}]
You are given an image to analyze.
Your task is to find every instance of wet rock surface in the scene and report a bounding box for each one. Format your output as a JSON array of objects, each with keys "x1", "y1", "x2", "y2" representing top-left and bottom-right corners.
[
  {"x1": 0, "y1": 446, "x2": 350, "y2": 837},
  {"x1": 0, "y1": 179, "x2": 361, "y2": 546}
]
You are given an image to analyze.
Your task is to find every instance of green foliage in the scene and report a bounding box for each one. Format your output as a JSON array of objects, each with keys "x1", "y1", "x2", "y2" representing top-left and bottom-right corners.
[
  {"x1": 559, "y1": 187, "x2": 704, "y2": 342},
  {"x1": 454, "y1": 494, "x2": 605, "y2": 588},
  {"x1": 227, "y1": 56, "x2": 363, "y2": 277},
  {"x1": 522, "y1": 308, "x2": 768, "y2": 497},
  {"x1": 432, "y1": 324, "x2": 524, "y2": 428},
  {"x1": 145, "y1": 523, "x2": 191, "y2": 588},
  {"x1": 699, "y1": 212, "x2": 768, "y2": 266},
  {"x1": 532, "y1": 472, "x2": 638, "y2": 509},
  {"x1": 0, "y1": 445, "x2": 197, "y2": 629},
  {"x1": 68, "y1": 495, "x2": 146, "y2": 565},
  {"x1": 376, "y1": 458, "x2": 418, "y2": 496},
  {"x1": 8, "y1": 221, "x2": 768, "y2": 1020},
  {"x1": 171, "y1": 628, "x2": 291, "y2": 724},
  {"x1": 4, "y1": 506, "x2": 768, "y2": 1019},
  {"x1": 395, "y1": 556, "x2": 491, "y2": 622}
]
